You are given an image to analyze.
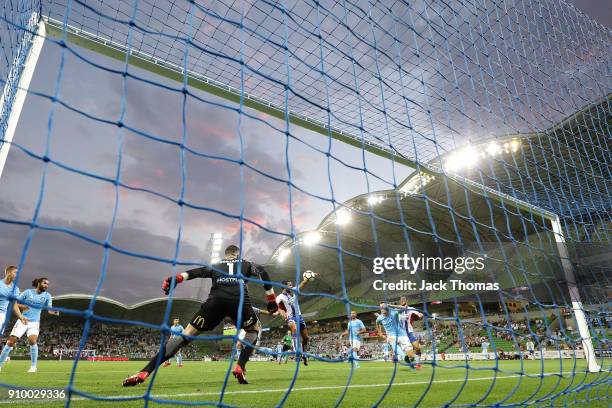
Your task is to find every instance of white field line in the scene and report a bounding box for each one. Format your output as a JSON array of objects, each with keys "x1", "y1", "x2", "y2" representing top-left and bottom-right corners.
[{"x1": 0, "y1": 370, "x2": 607, "y2": 404}]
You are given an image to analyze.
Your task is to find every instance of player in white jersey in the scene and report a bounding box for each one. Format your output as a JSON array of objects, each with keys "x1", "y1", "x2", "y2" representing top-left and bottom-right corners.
[
  {"x1": 526, "y1": 339, "x2": 535, "y2": 360},
  {"x1": 481, "y1": 340, "x2": 490, "y2": 354},
  {"x1": 0, "y1": 277, "x2": 58, "y2": 373},
  {"x1": 276, "y1": 274, "x2": 317, "y2": 365},
  {"x1": 340, "y1": 311, "x2": 367, "y2": 368},
  {"x1": 390, "y1": 296, "x2": 424, "y2": 368},
  {"x1": 237, "y1": 306, "x2": 272, "y2": 359},
  {"x1": 0, "y1": 266, "x2": 27, "y2": 335},
  {"x1": 275, "y1": 342, "x2": 283, "y2": 363},
  {"x1": 238, "y1": 306, "x2": 270, "y2": 347}
]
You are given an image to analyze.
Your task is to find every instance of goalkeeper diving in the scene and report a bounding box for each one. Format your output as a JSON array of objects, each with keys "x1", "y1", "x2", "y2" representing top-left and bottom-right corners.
[{"x1": 122, "y1": 245, "x2": 278, "y2": 386}]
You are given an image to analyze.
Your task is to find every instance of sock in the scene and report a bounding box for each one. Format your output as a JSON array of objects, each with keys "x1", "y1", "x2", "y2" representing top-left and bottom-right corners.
[
  {"x1": 237, "y1": 345, "x2": 254, "y2": 370},
  {"x1": 302, "y1": 337, "x2": 308, "y2": 362},
  {"x1": 30, "y1": 345, "x2": 38, "y2": 367},
  {"x1": 176, "y1": 352, "x2": 182, "y2": 365},
  {"x1": 292, "y1": 335, "x2": 298, "y2": 352},
  {"x1": 142, "y1": 335, "x2": 189, "y2": 373},
  {"x1": 0, "y1": 345, "x2": 13, "y2": 367},
  {"x1": 414, "y1": 352, "x2": 421, "y2": 364},
  {"x1": 351, "y1": 350, "x2": 358, "y2": 362}
]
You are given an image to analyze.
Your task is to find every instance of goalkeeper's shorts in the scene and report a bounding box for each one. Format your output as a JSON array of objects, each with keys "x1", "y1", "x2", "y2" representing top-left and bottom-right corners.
[{"x1": 189, "y1": 296, "x2": 258, "y2": 332}]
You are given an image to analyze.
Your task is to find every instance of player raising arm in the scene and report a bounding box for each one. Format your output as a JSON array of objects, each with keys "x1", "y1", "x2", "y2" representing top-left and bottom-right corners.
[
  {"x1": 339, "y1": 311, "x2": 367, "y2": 368},
  {"x1": 123, "y1": 245, "x2": 278, "y2": 386},
  {"x1": 389, "y1": 296, "x2": 424, "y2": 368},
  {"x1": 276, "y1": 270, "x2": 317, "y2": 366},
  {"x1": 0, "y1": 277, "x2": 58, "y2": 373},
  {"x1": 376, "y1": 302, "x2": 416, "y2": 368}
]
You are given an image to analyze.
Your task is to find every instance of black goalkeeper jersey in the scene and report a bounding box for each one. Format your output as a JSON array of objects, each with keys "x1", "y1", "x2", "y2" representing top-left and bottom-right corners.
[{"x1": 185, "y1": 259, "x2": 272, "y2": 300}]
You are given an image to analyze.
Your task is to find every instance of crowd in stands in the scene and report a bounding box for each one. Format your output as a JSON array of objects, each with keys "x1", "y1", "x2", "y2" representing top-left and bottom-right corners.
[
  {"x1": 259, "y1": 313, "x2": 588, "y2": 362},
  {"x1": 0, "y1": 311, "x2": 595, "y2": 361},
  {"x1": 0, "y1": 322, "x2": 204, "y2": 359}
]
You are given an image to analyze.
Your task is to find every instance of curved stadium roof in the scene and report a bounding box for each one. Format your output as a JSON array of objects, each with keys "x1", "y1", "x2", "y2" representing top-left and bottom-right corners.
[
  {"x1": 51, "y1": 294, "x2": 201, "y2": 325},
  {"x1": 49, "y1": 96, "x2": 611, "y2": 327},
  {"x1": 263, "y1": 95, "x2": 611, "y2": 322}
]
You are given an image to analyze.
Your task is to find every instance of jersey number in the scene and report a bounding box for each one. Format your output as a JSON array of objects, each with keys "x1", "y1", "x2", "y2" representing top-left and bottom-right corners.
[{"x1": 228, "y1": 263, "x2": 234, "y2": 275}]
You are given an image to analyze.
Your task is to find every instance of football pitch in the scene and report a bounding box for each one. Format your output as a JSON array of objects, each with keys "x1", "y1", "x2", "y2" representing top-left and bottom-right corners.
[{"x1": 0, "y1": 359, "x2": 609, "y2": 407}]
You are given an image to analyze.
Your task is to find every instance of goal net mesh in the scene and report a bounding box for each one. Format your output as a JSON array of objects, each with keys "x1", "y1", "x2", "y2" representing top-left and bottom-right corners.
[{"x1": 0, "y1": 0, "x2": 610, "y2": 406}]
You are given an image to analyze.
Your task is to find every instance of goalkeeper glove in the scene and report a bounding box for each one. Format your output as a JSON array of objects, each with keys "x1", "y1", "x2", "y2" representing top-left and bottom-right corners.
[
  {"x1": 265, "y1": 289, "x2": 278, "y2": 313},
  {"x1": 162, "y1": 274, "x2": 184, "y2": 295}
]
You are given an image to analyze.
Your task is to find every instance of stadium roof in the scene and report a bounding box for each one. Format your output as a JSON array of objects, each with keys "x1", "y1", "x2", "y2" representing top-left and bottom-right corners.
[
  {"x1": 40, "y1": 1, "x2": 610, "y2": 164},
  {"x1": 52, "y1": 294, "x2": 201, "y2": 325},
  {"x1": 262, "y1": 95, "x2": 611, "y2": 322}
]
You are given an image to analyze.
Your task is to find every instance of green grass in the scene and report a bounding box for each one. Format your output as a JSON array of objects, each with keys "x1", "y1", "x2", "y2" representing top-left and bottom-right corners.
[{"x1": 0, "y1": 359, "x2": 609, "y2": 407}]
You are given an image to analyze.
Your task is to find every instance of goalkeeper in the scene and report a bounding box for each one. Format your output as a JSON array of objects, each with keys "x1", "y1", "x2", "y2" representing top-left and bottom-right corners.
[{"x1": 123, "y1": 245, "x2": 278, "y2": 386}]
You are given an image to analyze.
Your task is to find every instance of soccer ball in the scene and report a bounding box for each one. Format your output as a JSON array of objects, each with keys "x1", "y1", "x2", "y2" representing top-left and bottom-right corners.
[{"x1": 303, "y1": 270, "x2": 316, "y2": 281}]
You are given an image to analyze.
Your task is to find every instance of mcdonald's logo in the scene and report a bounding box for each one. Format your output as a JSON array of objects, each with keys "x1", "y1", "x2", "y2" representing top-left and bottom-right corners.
[{"x1": 192, "y1": 315, "x2": 205, "y2": 327}]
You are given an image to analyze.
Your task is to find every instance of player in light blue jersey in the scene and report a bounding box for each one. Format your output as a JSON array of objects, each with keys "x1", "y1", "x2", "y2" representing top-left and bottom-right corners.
[
  {"x1": 390, "y1": 296, "x2": 424, "y2": 368},
  {"x1": 340, "y1": 311, "x2": 367, "y2": 368},
  {"x1": 163, "y1": 318, "x2": 185, "y2": 367},
  {"x1": 376, "y1": 303, "x2": 415, "y2": 367},
  {"x1": 383, "y1": 341, "x2": 390, "y2": 361},
  {"x1": 0, "y1": 266, "x2": 27, "y2": 335},
  {"x1": 0, "y1": 277, "x2": 59, "y2": 373}
]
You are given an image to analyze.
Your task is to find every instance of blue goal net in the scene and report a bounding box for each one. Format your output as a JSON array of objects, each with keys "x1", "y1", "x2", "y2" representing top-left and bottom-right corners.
[{"x1": 0, "y1": 0, "x2": 610, "y2": 406}]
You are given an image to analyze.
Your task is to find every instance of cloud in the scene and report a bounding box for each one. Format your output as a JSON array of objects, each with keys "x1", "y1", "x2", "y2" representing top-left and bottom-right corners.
[{"x1": 0, "y1": 200, "x2": 205, "y2": 303}]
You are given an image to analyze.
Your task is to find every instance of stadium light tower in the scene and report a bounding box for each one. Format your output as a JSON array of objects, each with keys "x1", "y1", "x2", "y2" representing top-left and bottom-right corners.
[
  {"x1": 334, "y1": 209, "x2": 351, "y2": 225},
  {"x1": 193, "y1": 232, "x2": 222, "y2": 300},
  {"x1": 209, "y1": 232, "x2": 223, "y2": 264}
]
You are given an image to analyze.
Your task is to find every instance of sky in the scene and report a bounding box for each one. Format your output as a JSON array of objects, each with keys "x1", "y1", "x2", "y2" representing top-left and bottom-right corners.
[
  {"x1": 569, "y1": 0, "x2": 612, "y2": 29},
  {"x1": 0, "y1": 40, "x2": 411, "y2": 303},
  {"x1": 0, "y1": 0, "x2": 608, "y2": 304}
]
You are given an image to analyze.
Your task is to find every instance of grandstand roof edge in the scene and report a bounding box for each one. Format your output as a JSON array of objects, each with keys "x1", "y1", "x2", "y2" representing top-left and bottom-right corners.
[
  {"x1": 53, "y1": 294, "x2": 200, "y2": 310},
  {"x1": 40, "y1": 16, "x2": 418, "y2": 171}
]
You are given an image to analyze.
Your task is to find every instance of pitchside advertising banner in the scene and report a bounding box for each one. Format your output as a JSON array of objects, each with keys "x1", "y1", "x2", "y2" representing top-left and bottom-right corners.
[{"x1": 418, "y1": 350, "x2": 586, "y2": 361}]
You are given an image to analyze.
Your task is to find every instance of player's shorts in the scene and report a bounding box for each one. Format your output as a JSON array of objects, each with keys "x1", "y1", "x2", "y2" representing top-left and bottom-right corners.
[
  {"x1": 407, "y1": 331, "x2": 418, "y2": 343},
  {"x1": 349, "y1": 338, "x2": 362, "y2": 349},
  {"x1": 282, "y1": 344, "x2": 292, "y2": 352},
  {"x1": 386, "y1": 335, "x2": 412, "y2": 352},
  {"x1": 10, "y1": 320, "x2": 40, "y2": 338},
  {"x1": 189, "y1": 296, "x2": 258, "y2": 332},
  {"x1": 287, "y1": 315, "x2": 307, "y2": 329}
]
